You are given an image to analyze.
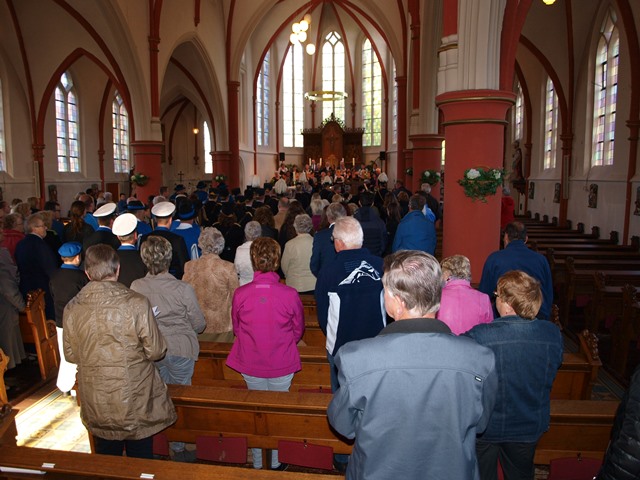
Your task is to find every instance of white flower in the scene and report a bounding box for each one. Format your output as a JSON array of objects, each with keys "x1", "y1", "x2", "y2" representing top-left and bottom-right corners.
[
  {"x1": 467, "y1": 169, "x2": 480, "y2": 179},
  {"x1": 424, "y1": 171, "x2": 431, "y2": 177},
  {"x1": 493, "y1": 170, "x2": 502, "y2": 179}
]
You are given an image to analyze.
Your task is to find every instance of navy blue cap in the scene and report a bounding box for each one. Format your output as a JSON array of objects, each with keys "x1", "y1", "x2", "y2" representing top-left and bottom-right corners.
[
  {"x1": 174, "y1": 184, "x2": 186, "y2": 192},
  {"x1": 127, "y1": 200, "x2": 145, "y2": 211},
  {"x1": 177, "y1": 202, "x2": 197, "y2": 220},
  {"x1": 196, "y1": 181, "x2": 207, "y2": 189},
  {"x1": 58, "y1": 242, "x2": 82, "y2": 258}
]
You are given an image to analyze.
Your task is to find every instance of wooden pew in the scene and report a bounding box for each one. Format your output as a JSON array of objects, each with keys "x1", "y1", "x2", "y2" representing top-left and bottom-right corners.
[
  {"x1": 162, "y1": 384, "x2": 617, "y2": 466},
  {"x1": 18, "y1": 289, "x2": 59, "y2": 380},
  {"x1": 194, "y1": 342, "x2": 331, "y2": 390},
  {"x1": 609, "y1": 284, "x2": 640, "y2": 380},
  {"x1": 534, "y1": 399, "x2": 618, "y2": 464},
  {"x1": 0, "y1": 350, "x2": 9, "y2": 405},
  {"x1": 196, "y1": 338, "x2": 599, "y2": 400}
]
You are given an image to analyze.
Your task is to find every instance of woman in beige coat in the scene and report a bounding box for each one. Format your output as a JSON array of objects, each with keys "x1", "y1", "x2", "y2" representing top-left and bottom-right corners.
[{"x1": 183, "y1": 227, "x2": 239, "y2": 342}]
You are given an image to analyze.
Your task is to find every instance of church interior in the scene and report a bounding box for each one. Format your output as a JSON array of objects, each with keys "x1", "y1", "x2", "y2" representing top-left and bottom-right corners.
[{"x1": 1, "y1": 0, "x2": 640, "y2": 478}]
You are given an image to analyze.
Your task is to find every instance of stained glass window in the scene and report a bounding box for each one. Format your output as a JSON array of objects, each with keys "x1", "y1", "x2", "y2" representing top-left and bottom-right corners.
[
  {"x1": 362, "y1": 39, "x2": 382, "y2": 146},
  {"x1": 283, "y1": 43, "x2": 304, "y2": 148},
  {"x1": 543, "y1": 77, "x2": 558, "y2": 169},
  {"x1": 322, "y1": 32, "x2": 345, "y2": 121},
  {"x1": 112, "y1": 93, "x2": 129, "y2": 173},
  {"x1": 56, "y1": 72, "x2": 80, "y2": 172},
  {"x1": 257, "y1": 51, "x2": 270, "y2": 146}
]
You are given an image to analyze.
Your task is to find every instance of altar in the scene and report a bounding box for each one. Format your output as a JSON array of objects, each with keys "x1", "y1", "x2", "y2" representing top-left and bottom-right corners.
[{"x1": 302, "y1": 113, "x2": 364, "y2": 168}]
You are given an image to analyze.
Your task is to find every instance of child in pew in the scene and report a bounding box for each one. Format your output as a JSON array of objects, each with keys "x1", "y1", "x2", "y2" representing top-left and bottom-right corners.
[
  {"x1": 226, "y1": 237, "x2": 305, "y2": 471},
  {"x1": 49, "y1": 242, "x2": 88, "y2": 394}
]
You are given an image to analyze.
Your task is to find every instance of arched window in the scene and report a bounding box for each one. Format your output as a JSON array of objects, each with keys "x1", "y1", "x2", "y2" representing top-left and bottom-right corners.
[
  {"x1": 392, "y1": 63, "x2": 397, "y2": 145},
  {"x1": 514, "y1": 81, "x2": 524, "y2": 143},
  {"x1": 56, "y1": 72, "x2": 80, "y2": 172},
  {"x1": 283, "y1": 42, "x2": 304, "y2": 148},
  {"x1": 592, "y1": 10, "x2": 619, "y2": 167},
  {"x1": 322, "y1": 32, "x2": 345, "y2": 121},
  {"x1": 362, "y1": 39, "x2": 381, "y2": 146},
  {"x1": 204, "y1": 121, "x2": 212, "y2": 174},
  {"x1": 0, "y1": 77, "x2": 5, "y2": 172},
  {"x1": 112, "y1": 93, "x2": 129, "y2": 173},
  {"x1": 257, "y1": 51, "x2": 270, "y2": 147},
  {"x1": 543, "y1": 77, "x2": 558, "y2": 169}
]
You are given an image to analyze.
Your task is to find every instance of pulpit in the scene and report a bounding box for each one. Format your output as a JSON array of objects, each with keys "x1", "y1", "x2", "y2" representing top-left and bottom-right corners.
[{"x1": 302, "y1": 114, "x2": 364, "y2": 168}]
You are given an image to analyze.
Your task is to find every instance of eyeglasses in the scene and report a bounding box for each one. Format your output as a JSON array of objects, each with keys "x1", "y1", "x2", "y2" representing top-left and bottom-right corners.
[{"x1": 493, "y1": 291, "x2": 501, "y2": 299}]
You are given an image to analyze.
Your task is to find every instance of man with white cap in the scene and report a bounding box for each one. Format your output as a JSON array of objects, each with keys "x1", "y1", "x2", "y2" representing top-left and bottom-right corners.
[
  {"x1": 140, "y1": 201, "x2": 189, "y2": 279},
  {"x1": 112, "y1": 213, "x2": 147, "y2": 287},
  {"x1": 83, "y1": 202, "x2": 121, "y2": 252}
]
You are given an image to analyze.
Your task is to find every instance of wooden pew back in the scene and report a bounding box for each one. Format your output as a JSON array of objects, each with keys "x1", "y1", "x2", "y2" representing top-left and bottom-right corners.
[
  {"x1": 0, "y1": 350, "x2": 9, "y2": 405},
  {"x1": 18, "y1": 289, "x2": 59, "y2": 380}
]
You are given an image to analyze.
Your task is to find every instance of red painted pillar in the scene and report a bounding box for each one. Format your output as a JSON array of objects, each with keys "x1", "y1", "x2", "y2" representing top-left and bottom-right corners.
[
  {"x1": 409, "y1": 134, "x2": 444, "y2": 195},
  {"x1": 227, "y1": 81, "x2": 240, "y2": 189},
  {"x1": 131, "y1": 141, "x2": 164, "y2": 204},
  {"x1": 436, "y1": 89, "x2": 515, "y2": 282},
  {"x1": 33, "y1": 143, "x2": 45, "y2": 207}
]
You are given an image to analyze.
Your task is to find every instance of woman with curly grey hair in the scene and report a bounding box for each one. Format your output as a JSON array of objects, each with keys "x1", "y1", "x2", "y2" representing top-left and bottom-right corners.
[
  {"x1": 130, "y1": 236, "x2": 206, "y2": 462},
  {"x1": 281, "y1": 214, "x2": 316, "y2": 294},
  {"x1": 183, "y1": 227, "x2": 239, "y2": 342}
]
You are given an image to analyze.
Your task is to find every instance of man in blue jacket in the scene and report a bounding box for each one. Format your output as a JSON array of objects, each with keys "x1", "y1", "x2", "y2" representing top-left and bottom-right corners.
[
  {"x1": 478, "y1": 221, "x2": 553, "y2": 320},
  {"x1": 392, "y1": 194, "x2": 436, "y2": 255},
  {"x1": 315, "y1": 216, "x2": 386, "y2": 473},
  {"x1": 310, "y1": 202, "x2": 346, "y2": 277}
]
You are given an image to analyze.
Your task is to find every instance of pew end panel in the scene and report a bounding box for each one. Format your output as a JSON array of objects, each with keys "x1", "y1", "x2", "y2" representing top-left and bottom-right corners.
[{"x1": 18, "y1": 289, "x2": 59, "y2": 380}]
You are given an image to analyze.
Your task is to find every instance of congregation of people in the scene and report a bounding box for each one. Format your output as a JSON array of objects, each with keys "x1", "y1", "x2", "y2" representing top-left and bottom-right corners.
[{"x1": 0, "y1": 173, "x2": 636, "y2": 479}]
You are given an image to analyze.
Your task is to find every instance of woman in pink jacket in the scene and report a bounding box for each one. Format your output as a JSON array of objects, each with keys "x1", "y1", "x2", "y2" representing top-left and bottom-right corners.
[
  {"x1": 226, "y1": 236, "x2": 304, "y2": 470},
  {"x1": 437, "y1": 254, "x2": 494, "y2": 335}
]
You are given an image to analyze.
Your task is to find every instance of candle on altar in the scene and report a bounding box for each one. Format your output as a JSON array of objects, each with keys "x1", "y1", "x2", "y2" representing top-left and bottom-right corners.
[
  {"x1": 308, "y1": 157, "x2": 311, "y2": 165},
  {"x1": 319, "y1": 157, "x2": 322, "y2": 167},
  {"x1": 352, "y1": 158, "x2": 355, "y2": 167}
]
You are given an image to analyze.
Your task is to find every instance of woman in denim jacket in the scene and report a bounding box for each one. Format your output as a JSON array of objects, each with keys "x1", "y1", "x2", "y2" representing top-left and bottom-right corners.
[{"x1": 467, "y1": 270, "x2": 563, "y2": 480}]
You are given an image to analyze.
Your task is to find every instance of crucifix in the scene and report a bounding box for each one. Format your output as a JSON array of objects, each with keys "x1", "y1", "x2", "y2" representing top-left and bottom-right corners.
[{"x1": 178, "y1": 171, "x2": 185, "y2": 182}]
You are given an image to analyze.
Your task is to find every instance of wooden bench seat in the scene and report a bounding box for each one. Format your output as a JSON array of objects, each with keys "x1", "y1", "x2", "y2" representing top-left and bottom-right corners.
[
  {"x1": 161, "y1": 384, "x2": 617, "y2": 466},
  {"x1": 18, "y1": 289, "x2": 59, "y2": 381},
  {"x1": 196, "y1": 336, "x2": 600, "y2": 401},
  {"x1": 0, "y1": 445, "x2": 333, "y2": 480}
]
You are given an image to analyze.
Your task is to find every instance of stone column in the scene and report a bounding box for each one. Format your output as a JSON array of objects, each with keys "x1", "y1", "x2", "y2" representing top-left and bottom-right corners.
[
  {"x1": 131, "y1": 141, "x2": 164, "y2": 204},
  {"x1": 409, "y1": 134, "x2": 444, "y2": 195}
]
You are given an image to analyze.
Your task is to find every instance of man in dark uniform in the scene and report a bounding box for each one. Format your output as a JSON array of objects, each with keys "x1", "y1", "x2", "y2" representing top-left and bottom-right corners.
[
  {"x1": 83, "y1": 202, "x2": 121, "y2": 252},
  {"x1": 112, "y1": 213, "x2": 147, "y2": 287},
  {"x1": 140, "y1": 202, "x2": 189, "y2": 279},
  {"x1": 127, "y1": 200, "x2": 152, "y2": 236}
]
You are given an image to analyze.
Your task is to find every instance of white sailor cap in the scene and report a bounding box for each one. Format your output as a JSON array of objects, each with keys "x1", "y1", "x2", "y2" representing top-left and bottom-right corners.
[
  {"x1": 93, "y1": 202, "x2": 117, "y2": 218},
  {"x1": 151, "y1": 201, "x2": 176, "y2": 218},
  {"x1": 112, "y1": 213, "x2": 138, "y2": 236}
]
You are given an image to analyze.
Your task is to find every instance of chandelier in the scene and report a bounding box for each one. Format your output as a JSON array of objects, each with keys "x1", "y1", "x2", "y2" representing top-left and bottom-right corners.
[
  {"x1": 304, "y1": 90, "x2": 349, "y2": 102},
  {"x1": 290, "y1": 14, "x2": 315, "y2": 55}
]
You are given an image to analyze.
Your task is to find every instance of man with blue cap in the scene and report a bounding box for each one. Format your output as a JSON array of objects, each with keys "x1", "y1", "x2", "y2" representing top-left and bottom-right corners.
[
  {"x1": 112, "y1": 213, "x2": 147, "y2": 287},
  {"x1": 49, "y1": 241, "x2": 88, "y2": 394},
  {"x1": 194, "y1": 181, "x2": 209, "y2": 204},
  {"x1": 172, "y1": 200, "x2": 201, "y2": 260},
  {"x1": 83, "y1": 202, "x2": 121, "y2": 252},
  {"x1": 127, "y1": 199, "x2": 152, "y2": 236}
]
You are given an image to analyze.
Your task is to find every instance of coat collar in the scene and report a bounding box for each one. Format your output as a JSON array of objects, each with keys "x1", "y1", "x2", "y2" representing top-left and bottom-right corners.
[{"x1": 379, "y1": 318, "x2": 452, "y2": 335}]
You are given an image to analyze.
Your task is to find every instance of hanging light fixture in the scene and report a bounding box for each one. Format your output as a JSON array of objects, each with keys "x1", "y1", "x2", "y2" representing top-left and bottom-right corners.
[
  {"x1": 542, "y1": 0, "x2": 556, "y2": 4},
  {"x1": 290, "y1": 14, "x2": 315, "y2": 55}
]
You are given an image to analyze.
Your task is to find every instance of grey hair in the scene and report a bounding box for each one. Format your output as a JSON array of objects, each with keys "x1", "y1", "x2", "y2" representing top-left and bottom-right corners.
[
  {"x1": 326, "y1": 202, "x2": 347, "y2": 223},
  {"x1": 244, "y1": 221, "x2": 262, "y2": 242},
  {"x1": 333, "y1": 216, "x2": 363, "y2": 249},
  {"x1": 140, "y1": 236, "x2": 172, "y2": 275},
  {"x1": 85, "y1": 244, "x2": 120, "y2": 281},
  {"x1": 310, "y1": 198, "x2": 324, "y2": 216},
  {"x1": 440, "y1": 255, "x2": 471, "y2": 281},
  {"x1": 293, "y1": 214, "x2": 313, "y2": 235},
  {"x1": 383, "y1": 250, "x2": 442, "y2": 315},
  {"x1": 25, "y1": 213, "x2": 44, "y2": 234},
  {"x1": 198, "y1": 227, "x2": 226, "y2": 255}
]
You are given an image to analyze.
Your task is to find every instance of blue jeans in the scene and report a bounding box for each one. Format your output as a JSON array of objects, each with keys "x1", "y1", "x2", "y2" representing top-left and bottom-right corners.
[
  {"x1": 156, "y1": 355, "x2": 195, "y2": 453},
  {"x1": 242, "y1": 373, "x2": 294, "y2": 469}
]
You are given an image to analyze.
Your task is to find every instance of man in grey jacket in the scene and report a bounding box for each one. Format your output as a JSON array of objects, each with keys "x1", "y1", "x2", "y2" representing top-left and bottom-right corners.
[{"x1": 328, "y1": 250, "x2": 498, "y2": 480}]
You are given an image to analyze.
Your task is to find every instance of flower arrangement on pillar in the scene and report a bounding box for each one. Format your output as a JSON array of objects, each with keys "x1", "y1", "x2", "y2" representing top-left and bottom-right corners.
[
  {"x1": 214, "y1": 173, "x2": 227, "y2": 184},
  {"x1": 458, "y1": 167, "x2": 504, "y2": 203},
  {"x1": 405, "y1": 167, "x2": 413, "y2": 176},
  {"x1": 420, "y1": 169, "x2": 441, "y2": 186},
  {"x1": 130, "y1": 172, "x2": 149, "y2": 186}
]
